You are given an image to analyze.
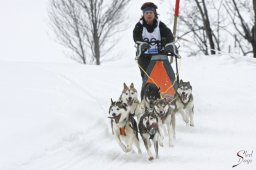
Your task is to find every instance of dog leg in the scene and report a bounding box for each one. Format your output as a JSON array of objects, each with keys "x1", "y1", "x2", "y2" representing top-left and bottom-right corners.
[
  {"x1": 189, "y1": 106, "x2": 195, "y2": 127},
  {"x1": 180, "y1": 109, "x2": 189, "y2": 125},
  {"x1": 142, "y1": 138, "x2": 153, "y2": 160},
  {"x1": 111, "y1": 120, "x2": 114, "y2": 135},
  {"x1": 125, "y1": 135, "x2": 135, "y2": 153},
  {"x1": 171, "y1": 114, "x2": 176, "y2": 139},
  {"x1": 167, "y1": 122, "x2": 174, "y2": 147},
  {"x1": 134, "y1": 137, "x2": 142, "y2": 154},
  {"x1": 158, "y1": 125, "x2": 164, "y2": 147},
  {"x1": 153, "y1": 135, "x2": 159, "y2": 159},
  {"x1": 115, "y1": 134, "x2": 128, "y2": 152}
]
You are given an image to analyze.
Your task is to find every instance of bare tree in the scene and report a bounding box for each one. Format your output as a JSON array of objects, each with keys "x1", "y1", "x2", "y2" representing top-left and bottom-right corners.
[
  {"x1": 49, "y1": 0, "x2": 129, "y2": 65},
  {"x1": 179, "y1": 0, "x2": 227, "y2": 55},
  {"x1": 224, "y1": 0, "x2": 256, "y2": 58}
]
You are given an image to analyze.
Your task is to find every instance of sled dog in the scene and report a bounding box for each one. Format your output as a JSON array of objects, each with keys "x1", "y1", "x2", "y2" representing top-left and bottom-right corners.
[
  {"x1": 174, "y1": 80, "x2": 195, "y2": 126},
  {"x1": 108, "y1": 99, "x2": 142, "y2": 153}
]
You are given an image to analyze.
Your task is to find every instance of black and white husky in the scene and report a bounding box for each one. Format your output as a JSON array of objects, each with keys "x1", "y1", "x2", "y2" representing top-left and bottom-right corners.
[
  {"x1": 108, "y1": 99, "x2": 142, "y2": 153},
  {"x1": 141, "y1": 83, "x2": 161, "y2": 112},
  {"x1": 153, "y1": 98, "x2": 176, "y2": 147},
  {"x1": 174, "y1": 80, "x2": 195, "y2": 126},
  {"x1": 138, "y1": 110, "x2": 160, "y2": 160},
  {"x1": 119, "y1": 83, "x2": 144, "y2": 121}
]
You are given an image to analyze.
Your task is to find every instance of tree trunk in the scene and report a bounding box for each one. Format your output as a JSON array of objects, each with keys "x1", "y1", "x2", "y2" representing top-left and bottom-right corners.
[
  {"x1": 202, "y1": 0, "x2": 215, "y2": 55},
  {"x1": 94, "y1": 29, "x2": 100, "y2": 65},
  {"x1": 252, "y1": 39, "x2": 256, "y2": 58},
  {"x1": 253, "y1": 0, "x2": 256, "y2": 58}
]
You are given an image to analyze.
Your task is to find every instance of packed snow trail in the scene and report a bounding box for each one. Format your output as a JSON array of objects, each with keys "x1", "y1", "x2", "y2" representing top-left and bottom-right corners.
[{"x1": 0, "y1": 55, "x2": 255, "y2": 170}]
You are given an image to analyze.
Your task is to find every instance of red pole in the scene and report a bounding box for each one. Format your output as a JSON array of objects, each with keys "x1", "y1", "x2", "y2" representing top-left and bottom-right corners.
[
  {"x1": 174, "y1": 0, "x2": 180, "y2": 17},
  {"x1": 173, "y1": 0, "x2": 180, "y2": 39},
  {"x1": 172, "y1": 0, "x2": 180, "y2": 82}
]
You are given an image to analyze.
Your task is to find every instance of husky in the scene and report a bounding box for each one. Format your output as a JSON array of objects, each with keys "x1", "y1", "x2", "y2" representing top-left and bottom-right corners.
[
  {"x1": 153, "y1": 98, "x2": 176, "y2": 147},
  {"x1": 119, "y1": 83, "x2": 145, "y2": 121},
  {"x1": 174, "y1": 80, "x2": 195, "y2": 126},
  {"x1": 138, "y1": 110, "x2": 160, "y2": 160},
  {"x1": 141, "y1": 83, "x2": 161, "y2": 112},
  {"x1": 108, "y1": 99, "x2": 142, "y2": 153}
]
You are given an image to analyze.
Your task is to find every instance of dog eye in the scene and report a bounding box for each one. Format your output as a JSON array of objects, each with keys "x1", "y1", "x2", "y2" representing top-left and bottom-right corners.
[
  {"x1": 117, "y1": 108, "x2": 119, "y2": 111},
  {"x1": 126, "y1": 93, "x2": 128, "y2": 95},
  {"x1": 150, "y1": 117, "x2": 153, "y2": 120},
  {"x1": 131, "y1": 92, "x2": 134, "y2": 95}
]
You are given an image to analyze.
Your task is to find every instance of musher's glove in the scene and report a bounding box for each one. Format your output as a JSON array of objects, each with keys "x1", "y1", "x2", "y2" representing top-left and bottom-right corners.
[
  {"x1": 135, "y1": 41, "x2": 150, "y2": 60},
  {"x1": 165, "y1": 42, "x2": 181, "y2": 58}
]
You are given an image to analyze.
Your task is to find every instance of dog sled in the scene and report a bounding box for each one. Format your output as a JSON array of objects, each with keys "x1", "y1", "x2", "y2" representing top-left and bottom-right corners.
[{"x1": 136, "y1": 41, "x2": 181, "y2": 99}]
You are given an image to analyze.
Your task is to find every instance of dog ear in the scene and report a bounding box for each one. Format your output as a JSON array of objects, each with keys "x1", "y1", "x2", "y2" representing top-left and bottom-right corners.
[
  {"x1": 130, "y1": 83, "x2": 134, "y2": 89},
  {"x1": 123, "y1": 83, "x2": 128, "y2": 89},
  {"x1": 180, "y1": 79, "x2": 183, "y2": 84},
  {"x1": 111, "y1": 98, "x2": 114, "y2": 105},
  {"x1": 122, "y1": 103, "x2": 128, "y2": 110}
]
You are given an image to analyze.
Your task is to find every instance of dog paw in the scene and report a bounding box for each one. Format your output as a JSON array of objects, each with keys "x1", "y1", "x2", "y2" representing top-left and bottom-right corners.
[
  {"x1": 148, "y1": 156, "x2": 154, "y2": 161},
  {"x1": 122, "y1": 146, "x2": 129, "y2": 153},
  {"x1": 138, "y1": 149, "x2": 142, "y2": 154},
  {"x1": 156, "y1": 155, "x2": 159, "y2": 159},
  {"x1": 125, "y1": 146, "x2": 132, "y2": 152},
  {"x1": 190, "y1": 123, "x2": 194, "y2": 127}
]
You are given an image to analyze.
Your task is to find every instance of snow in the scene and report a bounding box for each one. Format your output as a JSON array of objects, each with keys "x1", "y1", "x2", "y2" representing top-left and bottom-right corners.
[
  {"x1": 0, "y1": 0, "x2": 256, "y2": 170},
  {"x1": 0, "y1": 55, "x2": 256, "y2": 170}
]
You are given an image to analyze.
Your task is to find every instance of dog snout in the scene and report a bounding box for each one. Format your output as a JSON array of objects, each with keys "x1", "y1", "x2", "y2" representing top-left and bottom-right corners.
[
  {"x1": 128, "y1": 97, "x2": 132, "y2": 100},
  {"x1": 146, "y1": 121, "x2": 149, "y2": 126},
  {"x1": 112, "y1": 113, "x2": 116, "y2": 117},
  {"x1": 160, "y1": 111, "x2": 163, "y2": 114},
  {"x1": 182, "y1": 92, "x2": 185, "y2": 95}
]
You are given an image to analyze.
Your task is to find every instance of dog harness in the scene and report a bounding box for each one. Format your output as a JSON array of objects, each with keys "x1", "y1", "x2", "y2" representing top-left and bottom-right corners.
[{"x1": 119, "y1": 127, "x2": 126, "y2": 136}]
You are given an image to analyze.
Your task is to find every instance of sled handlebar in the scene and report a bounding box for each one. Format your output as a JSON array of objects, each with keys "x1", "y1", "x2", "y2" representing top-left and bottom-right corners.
[{"x1": 135, "y1": 41, "x2": 181, "y2": 59}]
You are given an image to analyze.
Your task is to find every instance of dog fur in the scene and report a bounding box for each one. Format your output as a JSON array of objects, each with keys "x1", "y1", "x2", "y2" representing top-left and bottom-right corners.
[
  {"x1": 153, "y1": 98, "x2": 176, "y2": 147},
  {"x1": 108, "y1": 99, "x2": 142, "y2": 153},
  {"x1": 174, "y1": 80, "x2": 195, "y2": 126},
  {"x1": 138, "y1": 110, "x2": 160, "y2": 160},
  {"x1": 141, "y1": 83, "x2": 161, "y2": 112},
  {"x1": 119, "y1": 83, "x2": 145, "y2": 121}
]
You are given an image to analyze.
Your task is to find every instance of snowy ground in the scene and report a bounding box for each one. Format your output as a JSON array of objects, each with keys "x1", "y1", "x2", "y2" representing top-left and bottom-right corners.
[
  {"x1": 0, "y1": 0, "x2": 256, "y2": 169},
  {"x1": 0, "y1": 54, "x2": 256, "y2": 170}
]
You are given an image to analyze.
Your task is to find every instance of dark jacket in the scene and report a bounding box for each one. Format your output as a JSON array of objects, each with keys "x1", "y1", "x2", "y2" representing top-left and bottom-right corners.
[{"x1": 133, "y1": 19, "x2": 174, "y2": 46}]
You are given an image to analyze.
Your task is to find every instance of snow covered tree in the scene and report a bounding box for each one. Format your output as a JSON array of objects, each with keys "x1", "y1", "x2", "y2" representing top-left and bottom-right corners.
[{"x1": 49, "y1": 0, "x2": 129, "y2": 65}]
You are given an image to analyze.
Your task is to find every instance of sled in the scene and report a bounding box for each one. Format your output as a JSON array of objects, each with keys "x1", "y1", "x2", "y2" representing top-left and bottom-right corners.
[{"x1": 139, "y1": 42, "x2": 180, "y2": 99}]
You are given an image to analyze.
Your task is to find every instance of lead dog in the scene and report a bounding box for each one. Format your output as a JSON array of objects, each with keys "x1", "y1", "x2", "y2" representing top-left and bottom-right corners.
[
  {"x1": 153, "y1": 98, "x2": 176, "y2": 147},
  {"x1": 174, "y1": 80, "x2": 195, "y2": 126},
  {"x1": 139, "y1": 110, "x2": 160, "y2": 160},
  {"x1": 119, "y1": 83, "x2": 145, "y2": 121},
  {"x1": 108, "y1": 99, "x2": 142, "y2": 153}
]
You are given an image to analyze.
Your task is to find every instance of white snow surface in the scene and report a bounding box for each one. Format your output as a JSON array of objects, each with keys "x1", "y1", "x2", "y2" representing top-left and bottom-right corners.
[
  {"x1": 0, "y1": 0, "x2": 256, "y2": 170},
  {"x1": 0, "y1": 55, "x2": 256, "y2": 170}
]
